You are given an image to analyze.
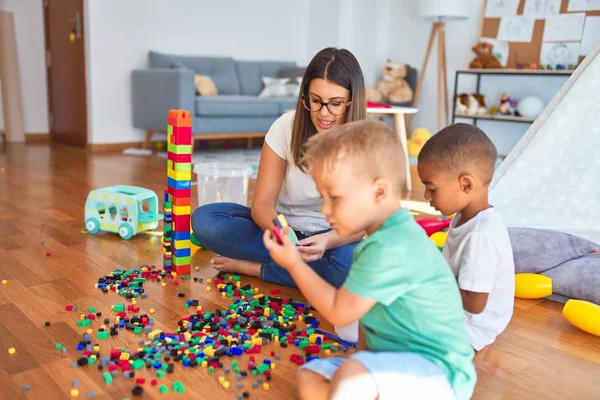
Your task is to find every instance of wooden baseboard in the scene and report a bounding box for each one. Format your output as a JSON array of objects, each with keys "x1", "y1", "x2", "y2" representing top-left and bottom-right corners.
[
  {"x1": 87, "y1": 141, "x2": 143, "y2": 153},
  {"x1": 25, "y1": 133, "x2": 50, "y2": 143}
]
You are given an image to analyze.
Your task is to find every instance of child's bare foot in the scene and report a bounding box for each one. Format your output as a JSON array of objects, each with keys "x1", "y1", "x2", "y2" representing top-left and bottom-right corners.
[{"x1": 210, "y1": 256, "x2": 261, "y2": 277}]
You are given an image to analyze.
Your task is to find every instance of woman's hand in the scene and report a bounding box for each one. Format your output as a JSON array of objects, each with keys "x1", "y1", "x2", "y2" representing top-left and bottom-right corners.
[
  {"x1": 296, "y1": 232, "x2": 330, "y2": 263},
  {"x1": 263, "y1": 229, "x2": 304, "y2": 272}
]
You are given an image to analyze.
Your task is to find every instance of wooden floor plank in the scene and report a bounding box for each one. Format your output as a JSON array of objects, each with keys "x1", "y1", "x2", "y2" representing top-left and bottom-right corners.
[{"x1": 1, "y1": 143, "x2": 599, "y2": 400}]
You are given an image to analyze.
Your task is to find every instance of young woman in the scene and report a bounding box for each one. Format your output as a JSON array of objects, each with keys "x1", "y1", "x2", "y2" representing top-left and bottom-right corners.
[{"x1": 191, "y1": 47, "x2": 366, "y2": 287}]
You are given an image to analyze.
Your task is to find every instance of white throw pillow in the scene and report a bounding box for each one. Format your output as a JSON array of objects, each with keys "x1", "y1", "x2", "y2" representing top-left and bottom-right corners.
[{"x1": 258, "y1": 77, "x2": 299, "y2": 98}]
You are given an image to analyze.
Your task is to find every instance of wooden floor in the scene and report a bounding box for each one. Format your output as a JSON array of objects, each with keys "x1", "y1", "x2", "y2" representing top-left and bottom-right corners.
[{"x1": 0, "y1": 143, "x2": 599, "y2": 400}]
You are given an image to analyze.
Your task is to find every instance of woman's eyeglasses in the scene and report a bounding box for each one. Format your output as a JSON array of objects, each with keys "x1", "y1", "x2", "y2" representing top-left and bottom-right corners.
[{"x1": 301, "y1": 95, "x2": 351, "y2": 116}]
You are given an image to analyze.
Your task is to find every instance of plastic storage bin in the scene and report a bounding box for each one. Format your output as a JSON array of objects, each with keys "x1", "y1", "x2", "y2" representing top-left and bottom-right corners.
[{"x1": 193, "y1": 162, "x2": 254, "y2": 206}]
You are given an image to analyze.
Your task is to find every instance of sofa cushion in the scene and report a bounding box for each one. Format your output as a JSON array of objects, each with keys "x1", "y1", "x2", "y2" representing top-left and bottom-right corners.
[
  {"x1": 149, "y1": 51, "x2": 241, "y2": 95},
  {"x1": 278, "y1": 66, "x2": 306, "y2": 79},
  {"x1": 235, "y1": 60, "x2": 296, "y2": 96},
  {"x1": 195, "y1": 95, "x2": 283, "y2": 117}
]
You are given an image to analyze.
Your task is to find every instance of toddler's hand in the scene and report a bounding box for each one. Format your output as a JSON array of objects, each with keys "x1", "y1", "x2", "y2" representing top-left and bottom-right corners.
[{"x1": 263, "y1": 229, "x2": 303, "y2": 271}]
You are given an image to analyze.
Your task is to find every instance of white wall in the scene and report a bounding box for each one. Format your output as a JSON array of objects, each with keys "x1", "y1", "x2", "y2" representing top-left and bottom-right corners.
[
  {"x1": 86, "y1": 0, "x2": 313, "y2": 144},
  {"x1": 0, "y1": 0, "x2": 49, "y2": 134}
]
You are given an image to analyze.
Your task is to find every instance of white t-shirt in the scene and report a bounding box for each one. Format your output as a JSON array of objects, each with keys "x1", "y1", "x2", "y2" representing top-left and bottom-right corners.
[
  {"x1": 264, "y1": 112, "x2": 330, "y2": 234},
  {"x1": 442, "y1": 207, "x2": 515, "y2": 351}
]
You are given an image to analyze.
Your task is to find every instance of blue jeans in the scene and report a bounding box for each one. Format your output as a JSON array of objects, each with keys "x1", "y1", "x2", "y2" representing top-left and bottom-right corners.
[{"x1": 191, "y1": 202, "x2": 359, "y2": 288}]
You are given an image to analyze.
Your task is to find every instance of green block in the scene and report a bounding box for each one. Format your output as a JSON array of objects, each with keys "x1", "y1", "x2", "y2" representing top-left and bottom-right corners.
[
  {"x1": 77, "y1": 319, "x2": 92, "y2": 327},
  {"x1": 88, "y1": 307, "x2": 96, "y2": 313},
  {"x1": 55, "y1": 343, "x2": 63, "y2": 350},
  {"x1": 159, "y1": 385, "x2": 168, "y2": 394},
  {"x1": 172, "y1": 255, "x2": 191, "y2": 266},
  {"x1": 134, "y1": 326, "x2": 142, "y2": 335},
  {"x1": 88, "y1": 356, "x2": 97, "y2": 365},
  {"x1": 103, "y1": 371, "x2": 113, "y2": 385},
  {"x1": 97, "y1": 331, "x2": 109, "y2": 340},
  {"x1": 132, "y1": 359, "x2": 145, "y2": 370},
  {"x1": 156, "y1": 370, "x2": 165, "y2": 378},
  {"x1": 208, "y1": 366, "x2": 214, "y2": 374},
  {"x1": 232, "y1": 275, "x2": 241, "y2": 282},
  {"x1": 167, "y1": 142, "x2": 192, "y2": 155},
  {"x1": 113, "y1": 304, "x2": 125, "y2": 312},
  {"x1": 256, "y1": 364, "x2": 269, "y2": 374}
]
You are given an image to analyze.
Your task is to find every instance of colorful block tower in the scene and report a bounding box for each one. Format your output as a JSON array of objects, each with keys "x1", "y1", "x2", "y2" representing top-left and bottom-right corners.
[{"x1": 164, "y1": 109, "x2": 192, "y2": 275}]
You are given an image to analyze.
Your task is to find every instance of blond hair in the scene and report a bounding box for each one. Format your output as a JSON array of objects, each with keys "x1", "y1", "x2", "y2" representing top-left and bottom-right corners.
[{"x1": 303, "y1": 120, "x2": 405, "y2": 192}]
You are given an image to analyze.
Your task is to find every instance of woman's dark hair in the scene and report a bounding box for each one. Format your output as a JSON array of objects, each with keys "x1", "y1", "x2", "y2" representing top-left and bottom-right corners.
[{"x1": 291, "y1": 47, "x2": 366, "y2": 170}]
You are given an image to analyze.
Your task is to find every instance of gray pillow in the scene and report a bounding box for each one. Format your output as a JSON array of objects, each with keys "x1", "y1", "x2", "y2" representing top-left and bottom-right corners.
[
  {"x1": 509, "y1": 228, "x2": 598, "y2": 274},
  {"x1": 542, "y1": 254, "x2": 600, "y2": 304},
  {"x1": 278, "y1": 67, "x2": 306, "y2": 79}
]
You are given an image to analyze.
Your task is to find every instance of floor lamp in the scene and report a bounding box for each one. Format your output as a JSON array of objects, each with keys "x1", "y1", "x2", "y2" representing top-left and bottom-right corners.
[{"x1": 412, "y1": 0, "x2": 469, "y2": 132}]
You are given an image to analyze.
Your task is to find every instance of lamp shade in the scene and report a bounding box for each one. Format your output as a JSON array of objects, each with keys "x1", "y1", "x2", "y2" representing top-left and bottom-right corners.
[{"x1": 417, "y1": 0, "x2": 470, "y2": 20}]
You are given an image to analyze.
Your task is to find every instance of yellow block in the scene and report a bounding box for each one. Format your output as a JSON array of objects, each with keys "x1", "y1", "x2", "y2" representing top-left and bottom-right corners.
[
  {"x1": 167, "y1": 168, "x2": 192, "y2": 181},
  {"x1": 174, "y1": 239, "x2": 191, "y2": 249},
  {"x1": 119, "y1": 353, "x2": 130, "y2": 361},
  {"x1": 148, "y1": 329, "x2": 163, "y2": 340},
  {"x1": 563, "y1": 300, "x2": 600, "y2": 337},
  {"x1": 204, "y1": 347, "x2": 215, "y2": 357},
  {"x1": 515, "y1": 273, "x2": 552, "y2": 299},
  {"x1": 173, "y1": 204, "x2": 191, "y2": 216},
  {"x1": 184, "y1": 332, "x2": 192, "y2": 341}
]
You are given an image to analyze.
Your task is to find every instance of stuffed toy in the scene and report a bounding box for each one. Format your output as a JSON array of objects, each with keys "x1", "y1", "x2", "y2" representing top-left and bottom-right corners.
[
  {"x1": 496, "y1": 93, "x2": 519, "y2": 116},
  {"x1": 455, "y1": 93, "x2": 487, "y2": 115},
  {"x1": 407, "y1": 128, "x2": 432, "y2": 158},
  {"x1": 469, "y1": 42, "x2": 502, "y2": 69},
  {"x1": 366, "y1": 60, "x2": 413, "y2": 104}
]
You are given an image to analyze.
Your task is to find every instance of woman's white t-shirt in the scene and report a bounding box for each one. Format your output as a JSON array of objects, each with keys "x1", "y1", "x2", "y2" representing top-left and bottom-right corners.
[{"x1": 264, "y1": 111, "x2": 330, "y2": 234}]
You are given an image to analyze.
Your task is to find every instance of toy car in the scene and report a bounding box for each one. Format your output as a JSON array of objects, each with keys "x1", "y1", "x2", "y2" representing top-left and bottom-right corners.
[{"x1": 84, "y1": 185, "x2": 163, "y2": 239}]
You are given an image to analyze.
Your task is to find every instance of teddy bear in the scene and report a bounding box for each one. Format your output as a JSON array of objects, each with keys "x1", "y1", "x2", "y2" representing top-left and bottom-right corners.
[
  {"x1": 366, "y1": 60, "x2": 414, "y2": 104},
  {"x1": 455, "y1": 93, "x2": 487, "y2": 115},
  {"x1": 469, "y1": 42, "x2": 502, "y2": 69}
]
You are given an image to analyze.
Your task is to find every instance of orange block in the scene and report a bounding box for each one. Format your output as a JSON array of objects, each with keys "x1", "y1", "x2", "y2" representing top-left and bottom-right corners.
[
  {"x1": 172, "y1": 196, "x2": 191, "y2": 206},
  {"x1": 168, "y1": 109, "x2": 192, "y2": 127}
]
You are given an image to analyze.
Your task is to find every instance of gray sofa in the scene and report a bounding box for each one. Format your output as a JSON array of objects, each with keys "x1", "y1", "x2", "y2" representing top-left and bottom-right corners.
[{"x1": 132, "y1": 51, "x2": 301, "y2": 149}]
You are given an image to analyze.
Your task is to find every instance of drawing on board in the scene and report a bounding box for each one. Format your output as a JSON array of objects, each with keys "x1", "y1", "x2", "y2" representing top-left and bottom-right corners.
[
  {"x1": 497, "y1": 16, "x2": 536, "y2": 42},
  {"x1": 543, "y1": 13, "x2": 586, "y2": 42},
  {"x1": 524, "y1": 0, "x2": 562, "y2": 18},
  {"x1": 540, "y1": 42, "x2": 581, "y2": 66},
  {"x1": 485, "y1": 0, "x2": 520, "y2": 17},
  {"x1": 567, "y1": 0, "x2": 600, "y2": 11}
]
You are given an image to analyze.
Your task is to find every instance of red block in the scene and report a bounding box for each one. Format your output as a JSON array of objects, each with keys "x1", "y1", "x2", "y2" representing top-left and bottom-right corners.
[
  {"x1": 172, "y1": 214, "x2": 191, "y2": 228},
  {"x1": 136, "y1": 378, "x2": 146, "y2": 385},
  {"x1": 168, "y1": 152, "x2": 192, "y2": 163},
  {"x1": 174, "y1": 264, "x2": 190, "y2": 275},
  {"x1": 87, "y1": 314, "x2": 96, "y2": 320},
  {"x1": 110, "y1": 349, "x2": 122, "y2": 359},
  {"x1": 171, "y1": 126, "x2": 192, "y2": 145},
  {"x1": 305, "y1": 345, "x2": 320, "y2": 354},
  {"x1": 168, "y1": 187, "x2": 192, "y2": 199},
  {"x1": 270, "y1": 289, "x2": 282, "y2": 295},
  {"x1": 108, "y1": 364, "x2": 118, "y2": 372},
  {"x1": 65, "y1": 305, "x2": 74, "y2": 311}
]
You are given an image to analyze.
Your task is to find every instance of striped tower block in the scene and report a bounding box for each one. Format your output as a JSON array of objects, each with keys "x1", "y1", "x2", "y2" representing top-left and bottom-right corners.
[
  {"x1": 163, "y1": 190, "x2": 173, "y2": 270},
  {"x1": 166, "y1": 109, "x2": 192, "y2": 275}
]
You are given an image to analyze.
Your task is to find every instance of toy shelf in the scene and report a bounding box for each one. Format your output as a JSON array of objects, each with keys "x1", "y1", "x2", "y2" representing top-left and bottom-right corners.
[
  {"x1": 454, "y1": 113, "x2": 536, "y2": 123},
  {"x1": 456, "y1": 68, "x2": 573, "y2": 76},
  {"x1": 452, "y1": 68, "x2": 573, "y2": 126}
]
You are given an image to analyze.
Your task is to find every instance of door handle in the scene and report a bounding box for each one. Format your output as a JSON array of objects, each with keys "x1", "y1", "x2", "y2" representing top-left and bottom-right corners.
[{"x1": 68, "y1": 11, "x2": 82, "y2": 39}]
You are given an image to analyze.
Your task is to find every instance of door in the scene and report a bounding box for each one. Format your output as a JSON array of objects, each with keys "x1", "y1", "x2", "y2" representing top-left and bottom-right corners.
[{"x1": 44, "y1": 0, "x2": 87, "y2": 147}]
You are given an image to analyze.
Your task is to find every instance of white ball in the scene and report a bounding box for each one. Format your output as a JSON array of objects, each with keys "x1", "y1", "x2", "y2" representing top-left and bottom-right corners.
[{"x1": 517, "y1": 96, "x2": 545, "y2": 119}]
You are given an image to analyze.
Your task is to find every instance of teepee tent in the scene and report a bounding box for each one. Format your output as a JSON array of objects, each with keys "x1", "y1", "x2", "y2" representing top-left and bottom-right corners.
[{"x1": 490, "y1": 42, "x2": 600, "y2": 245}]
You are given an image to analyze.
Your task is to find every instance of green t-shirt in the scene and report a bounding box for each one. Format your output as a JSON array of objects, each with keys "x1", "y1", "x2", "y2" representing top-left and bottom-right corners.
[{"x1": 344, "y1": 208, "x2": 476, "y2": 400}]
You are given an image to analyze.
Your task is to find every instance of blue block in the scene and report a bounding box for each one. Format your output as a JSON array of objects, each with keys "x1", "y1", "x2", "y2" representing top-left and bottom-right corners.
[
  {"x1": 183, "y1": 359, "x2": 189, "y2": 368},
  {"x1": 173, "y1": 231, "x2": 191, "y2": 240},
  {"x1": 173, "y1": 248, "x2": 191, "y2": 258},
  {"x1": 232, "y1": 347, "x2": 244, "y2": 356},
  {"x1": 306, "y1": 356, "x2": 320, "y2": 362},
  {"x1": 167, "y1": 177, "x2": 191, "y2": 190}
]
